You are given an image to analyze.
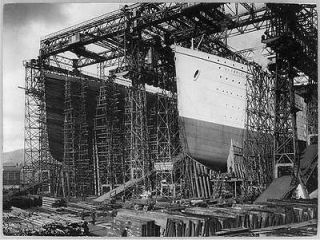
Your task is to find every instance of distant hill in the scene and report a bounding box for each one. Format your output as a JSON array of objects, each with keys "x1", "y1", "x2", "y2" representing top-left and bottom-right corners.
[{"x1": 3, "y1": 149, "x2": 24, "y2": 166}]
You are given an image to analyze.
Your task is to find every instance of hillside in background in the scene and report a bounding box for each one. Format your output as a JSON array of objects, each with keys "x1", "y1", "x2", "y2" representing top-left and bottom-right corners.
[{"x1": 3, "y1": 149, "x2": 24, "y2": 166}]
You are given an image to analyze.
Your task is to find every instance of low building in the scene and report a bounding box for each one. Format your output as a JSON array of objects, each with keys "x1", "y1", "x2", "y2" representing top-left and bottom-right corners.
[{"x1": 3, "y1": 165, "x2": 22, "y2": 189}]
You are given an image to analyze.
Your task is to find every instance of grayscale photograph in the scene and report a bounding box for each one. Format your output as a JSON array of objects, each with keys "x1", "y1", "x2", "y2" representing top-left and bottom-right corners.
[{"x1": 2, "y1": 1, "x2": 318, "y2": 237}]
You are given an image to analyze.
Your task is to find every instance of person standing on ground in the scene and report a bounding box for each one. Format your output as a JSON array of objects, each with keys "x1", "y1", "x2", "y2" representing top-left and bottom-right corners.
[
  {"x1": 81, "y1": 210, "x2": 85, "y2": 220},
  {"x1": 121, "y1": 226, "x2": 129, "y2": 237},
  {"x1": 83, "y1": 221, "x2": 89, "y2": 235},
  {"x1": 91, "y1": 211, "x2": 96, "y2": 225}
]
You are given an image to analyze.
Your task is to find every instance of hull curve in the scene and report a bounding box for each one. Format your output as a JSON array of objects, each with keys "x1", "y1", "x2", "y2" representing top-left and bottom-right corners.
[{"x1": 174, "y1": 46, "x2": 249, "y2": 171}]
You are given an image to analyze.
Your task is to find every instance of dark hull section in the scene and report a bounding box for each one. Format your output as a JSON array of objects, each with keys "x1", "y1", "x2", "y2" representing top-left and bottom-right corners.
[
  {"x1": 44, "y1": 73, "x2": 163, "y2": 163},
  {"x1": 44, "y1": 73, "x2": 101, "y2": 162},
  {"x1": 45, "y1": 74, "x2": 65, "y2": 162},
  {"x1": 180, "y1": 116, "x2": 245, "y2": 171}
]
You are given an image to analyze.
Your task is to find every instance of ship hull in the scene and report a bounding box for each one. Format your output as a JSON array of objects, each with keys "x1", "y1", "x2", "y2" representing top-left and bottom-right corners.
[
  {"x1": 174, "y1": 46, "x2": 248, "y2": 171},
  {"x1": 180, "y1": 116, "x2": 245, "y2": 171}
]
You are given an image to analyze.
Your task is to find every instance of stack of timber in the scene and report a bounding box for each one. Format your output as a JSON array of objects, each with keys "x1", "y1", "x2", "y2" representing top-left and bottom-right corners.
[
  {"x1": 191, "y1": 161, "x2": 213, "y2": 199},
  {"x1": 164, "y1": 217, "x2": 223, "y2": 237},
  {"x1": 251, "y1": 219, "x2": 317, "y2": 236},
  {"x1": 8, "y1": 207, "x2": 83, "y2": 227},
  {"x1": 114, "y1": 215, "x2": 160, "y2": 237},
  {"x1": 4, "y1": 207, "x2": 87, "y2": 236},
  {"x1": 68, "y1": 201, "x2": 98, "y2": 210},
  {"x1": 42, "y1": 197, "x2": 61, "y2": 209},
  {"x1": 162, "y1": 198, "x2": 317, "y2": 237}
]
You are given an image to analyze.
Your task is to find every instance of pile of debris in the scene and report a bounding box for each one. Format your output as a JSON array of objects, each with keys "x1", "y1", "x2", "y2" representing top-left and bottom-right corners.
[
  {"x1": 3, "y1": 206, "x2": 88, "y2": 236},
  {"x1": 112, "y1": 198, "x2": 317, "y2": 237}
]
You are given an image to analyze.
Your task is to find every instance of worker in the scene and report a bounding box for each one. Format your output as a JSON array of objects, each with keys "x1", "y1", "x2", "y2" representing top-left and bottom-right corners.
[
  {"x1": 91, "y1": 211, "x2": 96, "y2": 225},
  {"x1": 83, "y1": 221, "x2": 89, "y2": 235},
  {"x1": 81, "y1": 210, "x2": 85, "y2": 220},
  {"x1": 121, "y1": 226, "x2": 129, "y2": 237}
]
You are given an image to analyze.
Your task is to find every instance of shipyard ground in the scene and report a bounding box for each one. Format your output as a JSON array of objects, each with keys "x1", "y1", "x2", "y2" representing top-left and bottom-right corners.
[{"x1": 3, "y1": 194, "x2": 318, "y2": 237}]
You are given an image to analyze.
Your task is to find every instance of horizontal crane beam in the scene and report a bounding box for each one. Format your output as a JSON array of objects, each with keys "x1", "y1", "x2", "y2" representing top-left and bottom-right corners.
[{"x1": 39, "y1": 3, "x2": 268, "y2": 62}]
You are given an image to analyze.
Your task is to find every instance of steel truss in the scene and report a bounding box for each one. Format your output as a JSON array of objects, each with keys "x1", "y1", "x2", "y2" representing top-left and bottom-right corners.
[
  {"x1": 62, "y1": 75, "x2": 95, "y2": 197},
  {"x1": 23, "y1": 61, "x2": 42, "y2": 186},
  {"x1": 94, "y1": 79, "x2": 124, "y2": 195},
  {"x1": 306, "y1": 88, "x2": 318, "y2": 138},
  {"x1": 262, "y1": 4, "x2": 318, "y2": 179},
  {"x1": 77, "y1": 81, "x2": 94, "y2": 196},
  {"x1": 124, "y1": 86, "x2": 150, "y2": 198},
  {"x1": 23, "y1": 60, "x2": 60, "y2": 194},
  {"x1": 272, "y1": 58, "x2": 298, "y2": 178},
  {"x1": 62, "y1": 76, "x2": 80, "y2": 197},
  {"x1": 39, "y1": 3, "x2": 270, "y2": 68},
  {"x1": 149, "y1": 93, "x2": 180, "y2": 198},
  {"x1": 244, "y1": 63, "x2": 274, "y2": 187}
]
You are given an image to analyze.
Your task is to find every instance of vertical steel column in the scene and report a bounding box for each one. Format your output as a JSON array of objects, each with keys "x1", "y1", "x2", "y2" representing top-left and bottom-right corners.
[
  {"x1": 272, "y1": 58, "x2": 297, "y2": 178},
  {"x1": 23, "y1": 60, "x2": 57, "y2": 193},
  {"x1": 77, "y1": 79, "x2": 94, "y2": 197},
  {"x1": 154, "y1": 93, "x2": 175, "y2": 198},
  {"x1": 23, "y1": 60, "x2": 42, "y2": 186},
  {"x1": 94, "y1": 80, "x2": 125, "y2": 195},
  {"x1": 263, "y1": 4, "x2": 318, "y2": 180},
  {"x1": 62, "y1": 77, "x2": 81, "y2": 197},
  {"x1": 124, "y1": 86, "x2": 150, "y2": 199},
  {"x1": 244, "y1": 63, "x2": 275, "y2": 187}
]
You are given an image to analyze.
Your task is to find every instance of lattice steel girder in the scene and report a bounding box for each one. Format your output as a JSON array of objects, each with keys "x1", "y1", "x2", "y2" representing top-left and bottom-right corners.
[
  {"x1": 263, "y1": 3, "x2": 317, "y2": 81},
  {"x1": 23, "y1": 59, "x2": 57, "y2": 192},
  {"x1": 153, "y1": 93, "x2": 177, "y2": 198},
  {"x1": 94, "y1": 81, "x2": 125, "y2": 193},
  {"x1": 124, "y1": 86, "x2": 150, "y2": 198},
  {"x1": 244, "y1": 62, "x2": 274, "y2": 186},
  {"x1": 77, "y1": 49, "x2": 121, "y2": 68},
  {"x1": 23, "y1": 60, "x2": 43, "y2": 185},
  {"x1": 76, "y1": 81, "x2": 95, "y2": 196},
  {"x1": 40, "y1": 3, "x2": 183, "y2": 57},
  {"x1": 63, "y1": 78, "x2": 78, "y2": 197},
  {"x1": 39, "y1": 3, "x2": 271, "y2": 66},
  {"x1": 272, "y1": 58, "x2": 300, "y2": 179}
]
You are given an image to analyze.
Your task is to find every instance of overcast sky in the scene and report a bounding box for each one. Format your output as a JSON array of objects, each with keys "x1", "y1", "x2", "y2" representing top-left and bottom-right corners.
[
  {"x1": 3, "y1": 3, "x2": 124, "y2": 152},
  {"x1": 2, "y1": 2, "x2": 267, "y2": 153}
]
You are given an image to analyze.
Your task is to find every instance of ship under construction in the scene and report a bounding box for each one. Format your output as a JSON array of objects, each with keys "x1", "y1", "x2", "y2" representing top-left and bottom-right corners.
[{"x1": 5, "y1": 2, "x2": 318, "y2": 237}]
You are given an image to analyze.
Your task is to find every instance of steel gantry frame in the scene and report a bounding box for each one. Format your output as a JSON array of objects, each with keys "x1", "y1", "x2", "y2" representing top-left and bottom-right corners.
[
  {"x1": 23, "y1": 3, "x2": 317, "y2": 199},
  {"x1": 93, "y1": 79, "x2": 125, "y2": 196},
  {"x1": 39, "y1": 3, "x2": 271, "y2": 68},
  {"x1": 62, "y1": 75, "x2": 80, "y2": 197},
  {"x1": 23, "y1": 59, "x2": 60, "y2": 193},
  {"x1": 62, "y1": 75, "x2": 98, "y2": 198},
  {"x1": 124, "y1": 86, "x2": 150, "y2": 198},
  {"x1": 23, "y1": 60, "x2": 43, "y2": 186},
  {"x1": 244, "y1": 62, "x2": 275, "y2": 187},
  {"x1": 262, "y1": 3, "x2": 318, "y2": 180}
]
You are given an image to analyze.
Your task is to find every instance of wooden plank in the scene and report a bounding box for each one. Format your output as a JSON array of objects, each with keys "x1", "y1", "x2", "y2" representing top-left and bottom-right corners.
[
  {"x1": 265, "y1": 199, "x2": 318, "y2": 208},
  {"x1": 199, "y1": 165, "x2": 208, "y2": 199},
  {"x1": 192, "y1": 162, "x2": 200, "y2": 198},
  {"x1": 184, "y1": 207, "x2": 238, "y2": 219},
  {"x1": 215, "y1": 227, "x2": 249, "y2": 236},
  {"x1": 195, "y1": 164, "x2": 205, "y2": 198},
  {"x1": 205, "y1": 168, "x2": 212, "y2": 197},
  {"x1": 251, "y1": 219, "x2": 317, "y2": 233}
]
